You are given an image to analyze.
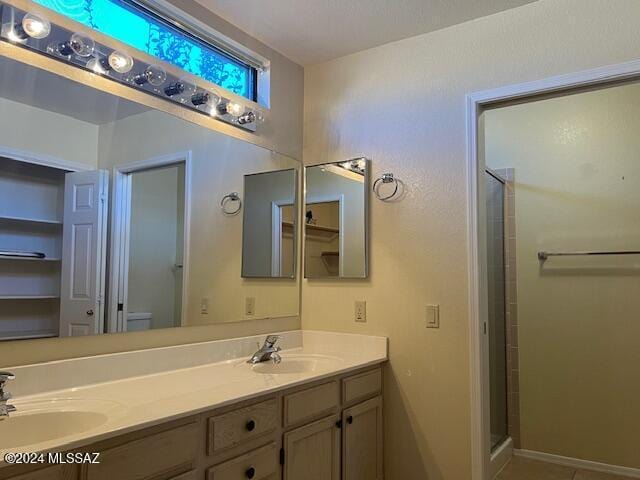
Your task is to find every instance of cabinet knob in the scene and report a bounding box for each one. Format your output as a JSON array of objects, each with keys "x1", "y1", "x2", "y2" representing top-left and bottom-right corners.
[
  {"x1": 245, "y1": 467, "x2": 256, "y2": 479},
  {"x1": 347, "y1": 415, "x2": 353, "y2": 424},
  {"x1": 335, "y1": 419, "x2": 342, "y2": 429},
  {"x1": 86, "y1": 309, "x2": 94, "y2": 316},
  {"x1": 245, "y1": 419, "x2": 256, "y2": 431}
]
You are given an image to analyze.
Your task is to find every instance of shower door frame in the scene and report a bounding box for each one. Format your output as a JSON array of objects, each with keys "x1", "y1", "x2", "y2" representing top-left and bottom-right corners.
[{"x1": 465, "y1": 58, "x2": 640, "y2": 480}]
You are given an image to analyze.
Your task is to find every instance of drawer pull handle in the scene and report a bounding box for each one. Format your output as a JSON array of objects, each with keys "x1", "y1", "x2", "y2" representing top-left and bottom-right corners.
[
  {"x1": 347, "y1": 415, "x2": 353, "y2": 424},
  {"x1": 245, "y1": 467, "x2": 256, "y2": 479},
  {"x1": 245, "y1": 419, "x2": 256, "y2": 431}
]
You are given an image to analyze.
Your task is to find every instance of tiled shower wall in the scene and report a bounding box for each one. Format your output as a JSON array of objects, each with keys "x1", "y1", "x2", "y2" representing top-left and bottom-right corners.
[{"x1": 497, "y1": 168, "x2": 521, "y2": 448}]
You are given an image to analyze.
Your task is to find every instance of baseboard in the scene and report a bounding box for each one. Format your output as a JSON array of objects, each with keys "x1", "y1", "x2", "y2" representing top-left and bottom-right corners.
[
  {"x1": 490, "y1": 437, "x2": 513, "y2": 479},
  {"x1": 514, "y1": 448, "x2": 640, "y2": 478}
]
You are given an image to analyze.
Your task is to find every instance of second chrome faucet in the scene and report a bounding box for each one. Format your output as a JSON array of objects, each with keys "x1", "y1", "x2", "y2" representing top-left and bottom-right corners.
[{"x1": 0, "y1": 371, "x2": 16, "y2": 420}]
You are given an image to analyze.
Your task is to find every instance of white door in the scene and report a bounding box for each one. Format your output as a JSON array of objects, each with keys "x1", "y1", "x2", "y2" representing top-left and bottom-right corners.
[{"x1": 60, "y1": 170, "x2": 108, "y2": 337}]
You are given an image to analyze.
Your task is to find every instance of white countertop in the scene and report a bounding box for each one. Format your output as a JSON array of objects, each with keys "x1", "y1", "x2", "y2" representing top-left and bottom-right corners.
[{"x1": 0, "y1": 330, "x2": 387, "y2": 463}]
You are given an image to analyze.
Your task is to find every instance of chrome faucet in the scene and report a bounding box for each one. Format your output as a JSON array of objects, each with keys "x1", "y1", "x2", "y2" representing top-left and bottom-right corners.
[
  {"x1": 0, "y1": 372, "x2": 16, "y2": 420},
  {"x1": 247, "y1": 335, "x2": 282, "y2": 364}
]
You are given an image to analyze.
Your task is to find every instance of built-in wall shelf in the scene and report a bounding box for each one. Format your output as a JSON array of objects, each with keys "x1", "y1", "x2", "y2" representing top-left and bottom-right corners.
[
  {"x1": 0, "y1": 256, "x2": 61, "y2": 262},
  {"x1": 0, "y1": 214, "x2": 62, "y2": 225},
  {"x1": 0, "y1": 330, "x2": 58, "y2": 341},
  {"x1": 0, "y1": 295, "x2": 60, "y2": 300},
  {"x1": 0, "y1": 155, "x2": 65, "y2": 341}
]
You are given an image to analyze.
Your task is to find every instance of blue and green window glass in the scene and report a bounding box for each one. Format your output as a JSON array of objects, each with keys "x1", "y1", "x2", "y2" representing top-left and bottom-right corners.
[{"x1": 34, "y1": 0, "x2": 257, "y2": 100}]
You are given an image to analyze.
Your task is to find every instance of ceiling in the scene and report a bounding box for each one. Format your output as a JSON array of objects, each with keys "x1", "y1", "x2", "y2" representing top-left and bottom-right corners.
[
  {"x1": 0, "y1": 56, "x2": 149, "y2": 125},
  {"x1": 196, "y1": 0, "x2": 537, "y2": 65}
]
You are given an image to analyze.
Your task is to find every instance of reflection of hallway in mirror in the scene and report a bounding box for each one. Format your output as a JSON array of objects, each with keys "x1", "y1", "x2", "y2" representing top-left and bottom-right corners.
[
  {"x1": 305, "y1": 201, "x2": 340, "y2": 277},
  {"x1": 128, "y1": 163, "x2": 185, "y2": 330}
]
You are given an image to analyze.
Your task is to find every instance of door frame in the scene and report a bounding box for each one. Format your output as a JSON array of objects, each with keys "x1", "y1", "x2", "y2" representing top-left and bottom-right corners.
[
  {"x1": 271, "y1": 200, "x2": 294, "y2": 276},
  {"x1": 466, "y1": 58, "x2": 640, "y2": 480},
  {"x1": 108, "y1": 151, "x2": 192, "y2": 333},
  {"x1": 305, "y1": 194, "x2": 345, "y2": 276}
]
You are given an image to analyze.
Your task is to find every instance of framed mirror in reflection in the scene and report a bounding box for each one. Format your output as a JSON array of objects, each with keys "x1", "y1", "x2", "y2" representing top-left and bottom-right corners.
[
  {"x1": 0, "y1": 54, "x2": 300, "y2": 341},
  {"x1": 242, "y1": 169, "x2": 298, "y2": 278},
  {"x1": 304, "y1": 159, "x2": 369, "y2": 279}
]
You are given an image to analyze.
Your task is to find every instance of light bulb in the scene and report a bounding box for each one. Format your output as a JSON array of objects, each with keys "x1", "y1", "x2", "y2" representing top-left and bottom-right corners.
[
  {"x1": 226, "y1": 102, "x2": 243, "y2": 116},
  {"x1": 6, "y1": 29, "x2": 27, "y2": 43},
  {"x1": 108, "y1": 51, "x2": 133, "y2": 73},
  {"x1": 69, "y1": 32, "x2": 95, "y2": 57},
  {"x1": 22, "y1": 13, "x2": 50, "y2": 39},
  {"x1": 254, "y1": 108, "x2": 265, "y2": 123},
  {"x1": 87, "y1": 57, "x2": 110, "y2": 75},
  {"x1": 144, "y1": 65, "x2": 166, "y2": 86}
]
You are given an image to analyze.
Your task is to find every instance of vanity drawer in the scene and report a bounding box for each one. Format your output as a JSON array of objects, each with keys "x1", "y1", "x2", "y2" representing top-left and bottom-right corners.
[
  {"x1": 342, "y1": 368, "x2": 382, "y2": 405},
  {"x1": 206, "y1": 443, "x2": 278, "y2": 480},
  {"x1": 283, "y1": 381, "x2": 339, "y2": 427},
  {"x1": 6, "y1": 465, "x2": 78, "y2": 480},
  {"x1": 207, "y1": 398, "x2": 279, "y2": 455},
  {"x1": 87, "y1": 421, "x2": 198, "y2": 480}
]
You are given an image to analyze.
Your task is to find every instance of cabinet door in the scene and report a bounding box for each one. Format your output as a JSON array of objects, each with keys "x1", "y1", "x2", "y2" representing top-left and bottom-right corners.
[
  {"x1": 343, "y1": 396, "x2": 383, "y2": 480},
  {"x1": 283, "y1": 415, "x2": 340, "y2": 480}
]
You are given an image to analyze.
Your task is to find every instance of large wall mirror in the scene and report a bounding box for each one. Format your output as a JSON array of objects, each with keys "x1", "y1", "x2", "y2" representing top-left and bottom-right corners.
[
  {"x1": 304, "y1": 159, "x2": 369, "y2": 278},
  {"x1": 0, "y1": 54, "x2": 300, "y2": 341}
]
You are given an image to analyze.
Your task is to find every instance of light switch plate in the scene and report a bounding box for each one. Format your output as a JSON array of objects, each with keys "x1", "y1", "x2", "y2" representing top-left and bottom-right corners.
[
  {"x1": 426, "y1": 304, "x2": 440, "y2": 328},
  {"x1": 355, "y1": 301, "x2": 367, "y2": 323},
  {"x1": 245, "y1": 297, "x2": 256, "y2": 316}
]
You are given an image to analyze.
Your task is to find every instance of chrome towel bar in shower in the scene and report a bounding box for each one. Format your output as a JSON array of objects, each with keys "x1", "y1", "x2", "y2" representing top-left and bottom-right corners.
[{"x1": 537, "y1": 250, "x2": 640, "y2": 261}]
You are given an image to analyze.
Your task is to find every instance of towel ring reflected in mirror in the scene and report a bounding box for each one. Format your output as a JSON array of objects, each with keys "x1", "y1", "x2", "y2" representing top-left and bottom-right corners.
[
  {"x1": 373, "y1": 173, "x2": 400, "y2": 201},
  {"x1": 221, "y1": 192, "x2": 242, "y2": 215}
]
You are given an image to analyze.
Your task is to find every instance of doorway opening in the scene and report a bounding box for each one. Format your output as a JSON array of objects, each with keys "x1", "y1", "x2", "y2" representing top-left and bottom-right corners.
[{"x1": 110, "y1": 153, "x2": 191, "y2": 333}]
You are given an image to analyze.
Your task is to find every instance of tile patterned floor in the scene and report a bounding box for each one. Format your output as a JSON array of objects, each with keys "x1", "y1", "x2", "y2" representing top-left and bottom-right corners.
[{"x1": 495, "y1": 457, "x2": 636, "y2": 480}]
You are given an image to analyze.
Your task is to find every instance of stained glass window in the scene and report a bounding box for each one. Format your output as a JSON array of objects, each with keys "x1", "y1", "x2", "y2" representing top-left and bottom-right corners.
[{"x1": 34, "y1": 0, "x2": 256, "y2": 100}]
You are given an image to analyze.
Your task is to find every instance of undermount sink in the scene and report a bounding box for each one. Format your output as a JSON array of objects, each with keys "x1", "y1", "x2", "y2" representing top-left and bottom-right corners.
[
  {"x1": 250, "y1": 354, "x2": 344, "y2": 374},
  {"x1": 0, "y1": 398, "x2": 124, "y2": 450}
]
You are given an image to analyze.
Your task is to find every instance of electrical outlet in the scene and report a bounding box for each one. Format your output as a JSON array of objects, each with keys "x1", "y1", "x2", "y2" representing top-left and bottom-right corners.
[
  {"x1": 245, "y1": 297, "x2": 256, "y2": 316},
  {"x1": 200, "y1": 297, "x2": 209, "y2": 314},
  {"x1": 426, "y1": 304, "x2": 440, "y2": 328},
  {"x1": 355, "y1": 301, "x2": 367, "y2": 323}
]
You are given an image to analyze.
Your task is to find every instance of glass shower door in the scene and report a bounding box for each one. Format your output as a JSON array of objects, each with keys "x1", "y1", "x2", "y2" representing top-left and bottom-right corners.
[{"x1": 485, "y1": 171, "x2": 508, "y2": 450}]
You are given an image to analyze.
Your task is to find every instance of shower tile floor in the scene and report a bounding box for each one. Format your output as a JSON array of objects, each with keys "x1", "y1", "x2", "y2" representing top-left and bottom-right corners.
[{"x1": 495, "y1": 457, "x2": 636, "y2": 480}]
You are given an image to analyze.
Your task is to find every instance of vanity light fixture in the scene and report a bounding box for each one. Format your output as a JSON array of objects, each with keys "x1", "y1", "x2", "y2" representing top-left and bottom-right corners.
[
  {"x1": 0, "y1": 2, "x2": 261, "y2": 132},
  {"x1": 108, "y1": 50, "x2": 134, "y2": 74}
]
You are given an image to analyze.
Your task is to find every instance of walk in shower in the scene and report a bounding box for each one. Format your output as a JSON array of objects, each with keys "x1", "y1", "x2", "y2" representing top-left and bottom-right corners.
[{"x1": 485, "y1": 170, "x2": 508, "y2": 451}]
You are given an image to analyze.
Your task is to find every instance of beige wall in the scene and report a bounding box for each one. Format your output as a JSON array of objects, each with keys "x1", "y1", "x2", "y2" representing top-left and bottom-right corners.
[
  {"x1": 484, "y1": 82, "x2": 640, "y2": 468},
  {"x1": 302, "y1": 1, "x2": 640, "y2": 478},
  {"x1": 0, "y1": 97, "x2": 98, "y2": 168}
]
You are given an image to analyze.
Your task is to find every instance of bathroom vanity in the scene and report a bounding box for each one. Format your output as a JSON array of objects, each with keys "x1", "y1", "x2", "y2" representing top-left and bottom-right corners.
[{"x1": 0, "y1": 331, "x2": 387, "y2": 480}]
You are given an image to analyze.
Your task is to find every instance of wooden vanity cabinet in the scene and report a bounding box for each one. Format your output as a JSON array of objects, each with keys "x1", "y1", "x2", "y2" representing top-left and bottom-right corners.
[
  {"x1": 0, "y1": 366, "x2": 383, "y2": 480},
  {"x1": 342, "y1": 397, "x2": 384, "y2": 480}
]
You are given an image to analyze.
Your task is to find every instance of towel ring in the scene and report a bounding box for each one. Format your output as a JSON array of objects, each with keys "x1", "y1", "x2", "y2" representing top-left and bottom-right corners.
[
  {"x1": 373, "y1": 173, "x2": 400, "y2": 201},
  {"x1": 221, "y1": 192, "x2": 242, "y2": 216}
]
